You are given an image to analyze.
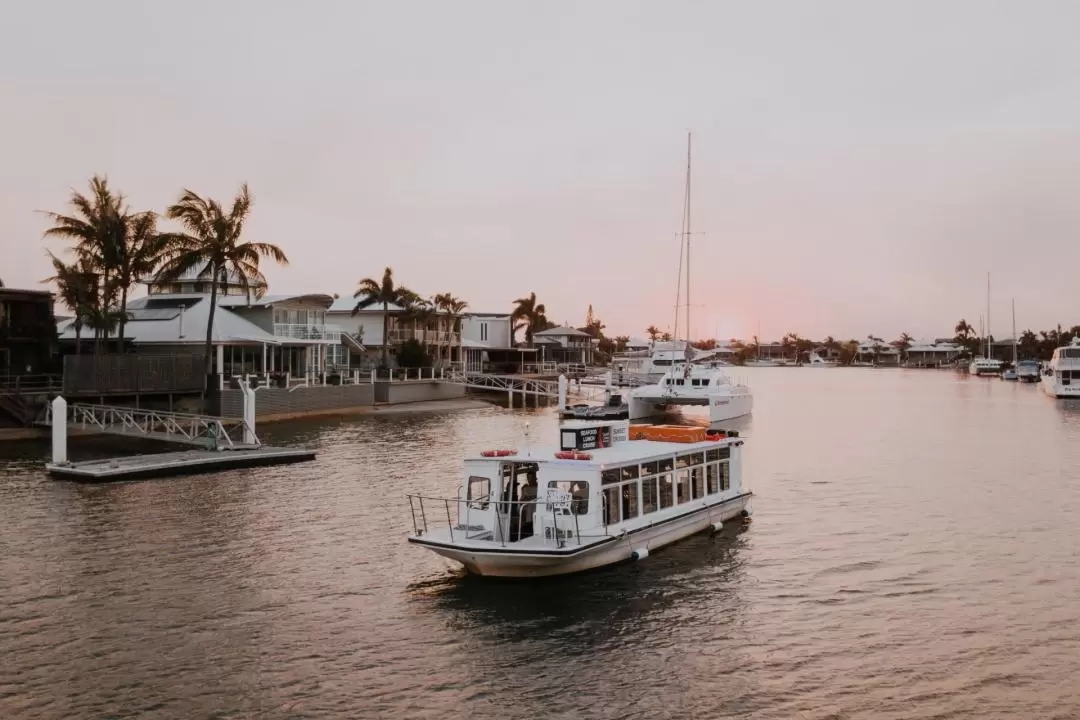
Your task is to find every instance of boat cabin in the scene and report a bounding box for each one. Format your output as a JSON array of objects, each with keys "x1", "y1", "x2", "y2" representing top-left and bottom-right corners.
[{"x1": 416, "y1": 420, "x2": 744, "y2": 551}]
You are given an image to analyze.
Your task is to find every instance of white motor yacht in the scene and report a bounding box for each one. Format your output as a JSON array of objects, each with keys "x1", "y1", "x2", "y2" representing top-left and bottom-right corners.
[
  {"x1": 406, "y1": 419, "x2": 752, "y2": 577},
  {"x1": 629, "y1": 363, "x2": 753, "y2": 424},
  {"x1": 969, "y1": 357, "x2": 1004, "y2": 376},
  {"x1": 805, "y1": 351, "x2": 838, "y2": 367},
  {"x1": 1041, "y1": 338, "x2": 1080, "y2": 398}
]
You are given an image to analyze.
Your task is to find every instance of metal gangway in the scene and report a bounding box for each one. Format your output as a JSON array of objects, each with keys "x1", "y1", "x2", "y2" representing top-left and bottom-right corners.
[
  {"x1": 44, "y1": 402, "x2": 260, "y2": 449},
  {"x1": 444, "y1": 370, "x2": 610, "y2": 402}
]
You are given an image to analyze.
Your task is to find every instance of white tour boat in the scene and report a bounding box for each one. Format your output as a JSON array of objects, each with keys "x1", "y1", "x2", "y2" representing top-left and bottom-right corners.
[
  {"x1": 1041, "y1": 338, "x2": 1080, "y2": 398},
  {"x1": 406, "y1": 419, "x2": 752, "y2": 577},
  {"x1": 629, "y1": 364, "x2": 753, "y2": 423}
]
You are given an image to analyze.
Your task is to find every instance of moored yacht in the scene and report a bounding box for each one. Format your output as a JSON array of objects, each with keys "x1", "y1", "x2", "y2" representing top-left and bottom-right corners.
[
  {"x1": 969, "y1": 357, "x2": 1004, "y2": 376},
  {"x1": 1041, "y1": 338, "x2": 1080, "y2": 398},
  {"x1": 1016, "y1": 360, "x2": 1040, "y2": 383},
  {"x1": 629, "y1": 363, "x2": 753, "y2": 424},
  {"x1": 405, "y1": 419, "x2": 752, "y2": 577},
  {"x1": 805, "y1": 351, "x2": 838, "y2": 367}
]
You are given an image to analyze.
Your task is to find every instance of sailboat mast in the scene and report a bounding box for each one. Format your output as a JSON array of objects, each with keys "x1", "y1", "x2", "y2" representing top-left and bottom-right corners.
[
  {"x1": 1012, "y1": 298, "x2": 1017, "y2": 364},
  {"x1": 685, "y1": 132, "x2": 692, "y2": 348},
  {"x1": 986, "y1": 273, "x2": 991, "y2": 360}
]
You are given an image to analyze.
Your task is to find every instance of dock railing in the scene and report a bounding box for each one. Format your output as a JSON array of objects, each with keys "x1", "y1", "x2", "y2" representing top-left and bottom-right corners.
[
  {"x1": 45, "y1": 402, "x2": 259, "y2": 449},
  {"x1": 406, "y1": 493, "x2": 589, "y2": 548}
]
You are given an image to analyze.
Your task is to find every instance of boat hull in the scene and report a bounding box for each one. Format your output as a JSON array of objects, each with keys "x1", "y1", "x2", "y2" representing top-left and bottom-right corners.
[
  {"x1": 1042, "y1": 378, "x2": 1080, "y2": 398},
  {"x1": 410, "y1": 493, "x2": 752, "y2": 577},
  {"x1": 709, "y1": 391, "x2": 753, "y2": 423}
]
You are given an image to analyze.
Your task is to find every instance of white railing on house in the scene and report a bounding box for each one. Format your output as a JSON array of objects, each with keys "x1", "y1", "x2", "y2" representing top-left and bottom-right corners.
[{"x1": 273, "y1": 323, "x2": 343, "y2": 343}]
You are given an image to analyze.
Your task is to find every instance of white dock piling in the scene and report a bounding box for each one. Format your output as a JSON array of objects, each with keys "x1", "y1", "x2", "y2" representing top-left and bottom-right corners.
[
  {"x1": 51, "y1": 396, "x2": 67, "y2": 464},
  {"x1": 240, "y1": 383, "x2": 257, "y2": 446},
  {"x1": 558, "y1": 374, "x2": 568, "y2": 411},
  {"x1": 508, "y1": 386, "x2": 514, "y2": 409}
]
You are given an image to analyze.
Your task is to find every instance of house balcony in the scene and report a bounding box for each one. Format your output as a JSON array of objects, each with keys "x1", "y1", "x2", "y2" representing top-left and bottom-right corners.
[
  {"x1": 273, "y1": 323, "x2": 343, "y2": 343},
  {"x1": 387, "y1": 329, "x2": 461, "y2": 345}
]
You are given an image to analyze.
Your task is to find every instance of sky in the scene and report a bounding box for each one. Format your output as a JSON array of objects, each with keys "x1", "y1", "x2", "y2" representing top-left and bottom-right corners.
[{"x1": 2, "y1": 1, "x2": 1079, "y2": 342}]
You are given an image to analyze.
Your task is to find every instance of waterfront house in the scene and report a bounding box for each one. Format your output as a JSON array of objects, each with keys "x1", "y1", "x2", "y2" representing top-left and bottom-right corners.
[
  {"x1": 905, "y1": 340, "x2": 963, "y2": 367},
  {"x1": 57, "y1": 269, "x2": 341, "y2": 379},
  {"x1": 854, "y1": 339, "x2": 901, "y2": 366},
  {"x1": 532, "y1": 326, "x2": 596, "y2": 366},
  {"x1": 0, "y1": 286, "x2": 58, "y2": 378},
  {"x1": 326, "y1": 296, "x2": 466, "y2": 370}
]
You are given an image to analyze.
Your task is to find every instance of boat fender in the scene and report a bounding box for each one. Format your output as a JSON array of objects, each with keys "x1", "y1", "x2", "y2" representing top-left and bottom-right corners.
[
  {"x1": 710, "y1": 521, "x2": 724, "y2": 533},
  {"x1": 632, "y1": 547, "x2": 649, "y2": 561}
]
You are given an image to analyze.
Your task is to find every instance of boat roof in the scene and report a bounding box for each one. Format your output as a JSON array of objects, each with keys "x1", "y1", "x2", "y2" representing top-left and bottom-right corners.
[{"x1": 465, "y1": 437, "x2": 734, "y2": 467}]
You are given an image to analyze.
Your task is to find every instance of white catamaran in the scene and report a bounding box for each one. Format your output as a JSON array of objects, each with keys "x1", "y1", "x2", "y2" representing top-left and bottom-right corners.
[
  {"x1": 406, "y1": 419, "x2": 753, "y2": 577},
  {"x1": 629, "y1": 134, "x2": 753, "y2": 424}
]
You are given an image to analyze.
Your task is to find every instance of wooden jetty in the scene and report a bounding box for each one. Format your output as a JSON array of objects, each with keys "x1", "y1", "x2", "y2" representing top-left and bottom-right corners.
[{"x1": 46, "y1": 446, "x2": 316, "y2": 482}]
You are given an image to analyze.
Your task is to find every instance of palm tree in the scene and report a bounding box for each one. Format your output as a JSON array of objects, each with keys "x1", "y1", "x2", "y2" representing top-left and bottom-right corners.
[
  {"x1": 157, "y1": 184, "x2": 288, "y2": 381},
  {"x1": 353, "y1": 267, "x2": 414, "y2": 369},
  {"x1": 110, "y1": 211, "x2": 166, "y2": 352},
  {"x1": 954, "y1": 319, "x2": 974, "y2": 341},
  {"x1": 43, "y1": 253, "x2": 97, "y2": 355},
  {"x1": 511, "y1": 292, "x2": 549, "y2": 346},
  {"x1": 645, "y1": 325, "x2": 661, "y2": 342},
  {"x1": 433, "y1": 293, "x2": 469, "y2": 366},
  {"x1": 42, "y1": 175, "x2": 126, "y2": 352}
]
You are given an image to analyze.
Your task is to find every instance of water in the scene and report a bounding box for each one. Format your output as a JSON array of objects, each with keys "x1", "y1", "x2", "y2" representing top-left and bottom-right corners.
[{"x1": 3, "y1": 370, "x2": 1080, "y2": 718}]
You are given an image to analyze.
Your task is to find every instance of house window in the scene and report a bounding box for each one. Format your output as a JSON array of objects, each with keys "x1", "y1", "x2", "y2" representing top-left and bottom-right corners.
[{"x1": 480, "y1": 323, "x2": 488, "y2": 342}]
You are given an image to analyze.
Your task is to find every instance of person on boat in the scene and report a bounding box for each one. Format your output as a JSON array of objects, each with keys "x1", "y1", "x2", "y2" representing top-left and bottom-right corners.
[{"x1": 520, "y1": 475, "x2": 538, "y2": 536}]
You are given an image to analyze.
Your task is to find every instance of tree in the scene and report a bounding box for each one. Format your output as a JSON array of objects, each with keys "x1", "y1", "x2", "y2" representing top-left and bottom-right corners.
[
  {"x1": 353, "y1": 267, "x2": 414, "y2": 369},
  {"x1": 433, "y1": 292, "x2": 468, "y2": 365},
  {"x1": 660, "y1": 331, "x2": 672, "y2": 342},
  {"x1": 111, "y1": 211, "x2": 166, "y2": 352},
  {"x1": 42, "y1": 175, "x2": 127, "y2": 353},
  {"x1": 613, "y1": 335, "x2": 630, "y2": 353},
  {"x1": 1018, "y1": 329, "x2": 1039, "y2": 359},
  {"x1": 157, "y1": 183, "x2": 288, "y2": 382},
  {"x1": 43, "y1": 253, "x2": 97, "y2": 355},
  {"x1": 511, "y1": 292, "x2": 549, "y2": 346},
  {"x1": 645, "y1": 325, "x2": 661, "y2": 342},
  {"x1": 892, "y1": 332, "x2": 914, "y2": 360}
]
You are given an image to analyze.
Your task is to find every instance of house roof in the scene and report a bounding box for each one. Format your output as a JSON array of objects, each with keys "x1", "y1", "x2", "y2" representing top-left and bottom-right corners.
[
  {"x1": 219, "y1": 293, "x2": 333, "y2": 309},
  {"x1": 534, "y1": 326, "x2": 591, "y2": 338},
  {"x1": 57, "y1": 294, "x2": 281, "y2": 345},
  {"x1": 327, "y1": 296, "x2": 408, "y2": 313}
]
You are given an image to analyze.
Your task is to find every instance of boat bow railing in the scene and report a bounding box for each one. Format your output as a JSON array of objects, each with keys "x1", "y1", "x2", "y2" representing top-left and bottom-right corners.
[{"x1": 406, "y1": 493, "x2": 588, "y2": 548}]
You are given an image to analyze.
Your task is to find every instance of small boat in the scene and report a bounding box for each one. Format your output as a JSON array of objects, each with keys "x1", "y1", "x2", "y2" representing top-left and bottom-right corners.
[
  {"x1": 1017, "y1": 360, "x2": 1040, "y2": 383},
  {"x1": 629, "y1": 364, "x2": 753, "y2": 424},
  {"x1": 805, "y1": 351, "x2": 838, "y2": 367},
  {"x1": 1002, "y1": 368, "x2": 1018, "y2": 381},
  {"x1": 745, "y1": 358, "x2": 781, "y2": 367},
  {"x1": 405, "y1": 419, "x2": 753, "y2": 577},
  {"x1": 970, "y1": 273, "x2": 1003, "y2": 376},
  {"x1": 1001, "y1": 299, "x2": 1019, "y2": 381}
]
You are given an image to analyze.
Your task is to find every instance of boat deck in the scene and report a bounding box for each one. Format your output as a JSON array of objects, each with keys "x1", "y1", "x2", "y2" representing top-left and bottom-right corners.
[{"x1": 46, "y1": 446, "x2": 316, "y2": 482}]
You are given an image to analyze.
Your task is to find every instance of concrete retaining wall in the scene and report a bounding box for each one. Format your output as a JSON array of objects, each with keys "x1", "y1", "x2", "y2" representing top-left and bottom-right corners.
[
  {"x1": 375, "y1": 381, "x2": 466, "y2": 404},
  {"x1": 219, "y1": 384, "x2": 375, "y2": 420}
]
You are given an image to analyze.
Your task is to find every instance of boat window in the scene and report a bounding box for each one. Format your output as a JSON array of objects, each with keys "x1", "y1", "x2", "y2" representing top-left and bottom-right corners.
[
  {"x1": 547, "y1": 481, "x2": 589, "y2": 514},
  {"x1": 601, "y1": 469, "x2": 621, "y2": 485},
  {"x1": 659, "y1": 457, "x2": 675, "y2": 473},
  {"x1": 603, "y1": 487, "x2": 620, "y2": 525},
  {"x1": 687, "y1": 452, "x2": 704, "y2": 466},
  {"x1": 642, "y1": 460, "x2": 660, "y2": 475},
  {"x1": 717, "y1": 446, "x2": 731, "y2": 461},
  {"x1": 642, "y1": 476, "x2": 659, "y2": 514},
  {"x1": 691, "y1": 467, "x2": 704, "y2": 499},
  {"x1": 706, "y1": 448, "x2": 721, "y2": 463},
  {"x1": 655, "y1": 359, "x2": 672, "y2": 366},
  {"x1": 677, "y1": 470, "x2": 691, "y2": 504},
  {"x1": 467, "y1": 476, "x2": 490, "y2": 509},
  {"x1": 658, "y1": 473, "x2": 674, "y2": 509},
  {"x1": 620, "y1": 464, "x2": 639, "y2": 480},
  {"x1": 721, "y1": 462, "x2": 731, "y2": 491},
  {"x1": 621, "y1": 482, "x2": 639, "y2": 521},
  {"x1": 706, "y1": 463, "x2": 719, "y2": 494}
]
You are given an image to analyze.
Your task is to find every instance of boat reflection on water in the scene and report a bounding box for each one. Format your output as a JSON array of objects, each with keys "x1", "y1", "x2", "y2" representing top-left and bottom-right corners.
[{"x1": 407, "y1": 523, "x2": 752, "y2": 642}]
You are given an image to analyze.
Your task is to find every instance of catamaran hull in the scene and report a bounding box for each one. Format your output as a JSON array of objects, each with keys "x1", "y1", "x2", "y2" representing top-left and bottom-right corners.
[
  {"x1": 410, "y1": 494, "x2": 752, "y2": 578},
  {"x1": 708, "y1": 392, "x2": 753, "y2": 423},
  {"x1": 628, "y1": 391, "x2": 753, "y2": 423}
]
